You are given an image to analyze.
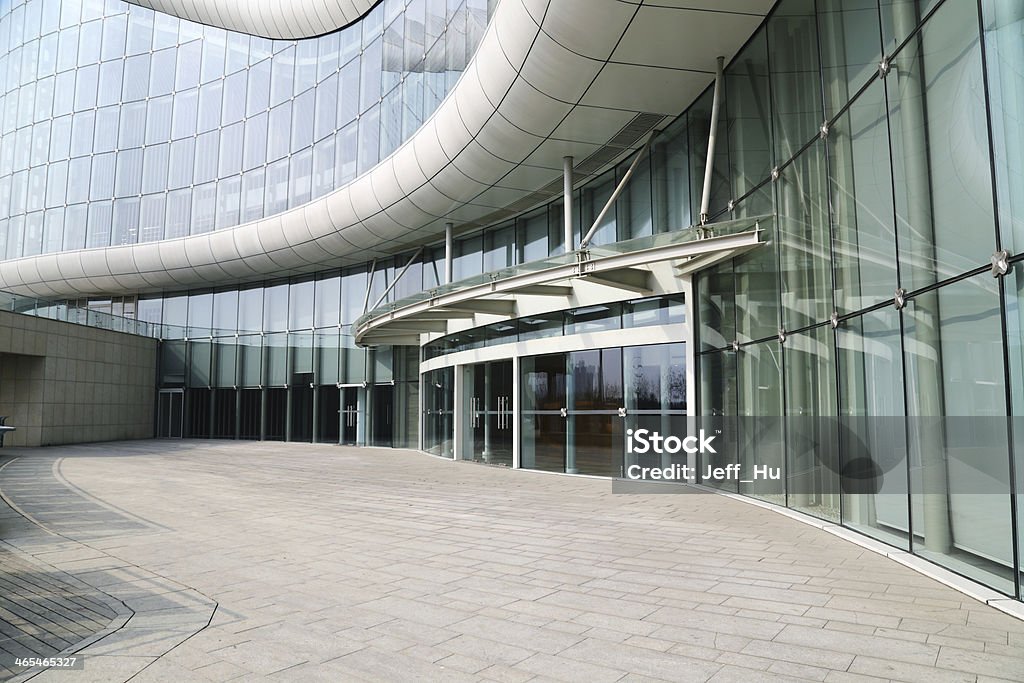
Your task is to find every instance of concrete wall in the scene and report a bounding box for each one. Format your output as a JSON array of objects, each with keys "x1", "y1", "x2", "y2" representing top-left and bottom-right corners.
[{"x1": 0, "y1": 310, "x2": 158, "y2": 447}]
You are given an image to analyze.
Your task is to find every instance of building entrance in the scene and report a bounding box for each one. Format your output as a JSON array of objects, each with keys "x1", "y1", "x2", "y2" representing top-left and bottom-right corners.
[
  {"x1": 519, "y1": 343, "x2": 686, "y2": 477},
  {"x1": 341, "y1": 387, "x2": 360, "y2": 445},
  {"x1": 156, "y1": 389, "x2": 184, "y2": 438},
  {"x1": 370, "y1": 384, "x2": 393, "y2": 447},
  {"x1": 465, "y1": 361, "x2": 513, "y2": 466}
]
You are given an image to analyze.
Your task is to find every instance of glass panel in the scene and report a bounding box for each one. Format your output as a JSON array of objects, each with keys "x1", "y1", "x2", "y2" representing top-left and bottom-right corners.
[
  {"x1": 290, "y1": 88, "x2": 314, "y2": 152},
  {"x1": 290, "y1": 331, "x2": 314, "y2": 378},
  {"x1": 829, "y1": 79, "x2": 898, "y2": 314},
  {"x1": 651, "y1": 117, "x2": 692, "y2": 235},
  {"x1": 241, "y1": 168, "x2": 265, "y2": 222},
  {"x1": 218, "y1": 122, "x2": 243, "y2": 176},
  {"x1": 213, "y1": 289, "x2": 238, "y2": 334},
  {"x1": 565, "y1": 304, "x2": 621, "y2": 334},
  {"x1": 238, "y1": 335, "x2": 262, "y2": 387},
  {"x1": 191, "y1": 182, "x2": 216, "y2": 234},
  {"x1": 171, "y1": 88, "x2": 198, "y2": 139},
  {"x1": 784, "y1": 325, "x2": 839, "y2": 521},
  {"x1": 837, "y1": 306, "x2": 908, "y2": 548},
  {"x1": 725, "y1": 30, "x2": 772, "y2": 216},
  {"x1": 263, "y1": 332, "x2": 288, "y2": 386},
  {"x1": 142, "y1": 143, "x2": 169, "y2": 195},
  {"x1": 289, "y1": 279, "x2": 314, "y2": 330},
  {"x1": 517, "y1": 208, "x2": 548, "y2": 263},
  {"x1": 360, "y1": 36, "x2": 382, "y2": 112},
  {"x1": 625, "y1": 343, "x2": 686, "y2": 413},
  {"x1": 734, "y1": 227, "x2": 780, "y2": 343},
  {"x1": 138, "y1": 193, "x2": 165, "y2": 242},
  {"x1": 288, "y1": 147, "x2": 313, "y2": 207},
  {"x1": 112, "y1": 198, "x2": 139, "y2": 246},
  {"x1": 86, "y1": 201, "x2": 112, "y2": 248},
  {"x1": 165, "y1": 188, "x2": 190, "y2": 238},
  {"x1": 315, "y1": 330, "x2": 341, "y2": 385},
  {"x1": 734, "y1": 340, "x2": 783, "y2": 503},
  {"x1": 216, "y1": 176, "x2": 241, "y2": 229},
  {"x1": 768, "y1": 0, "x2": 823, "y2": 162},
  {"x1": 314, "y1": 74, "x2": 338, "y2": 142},
  {"x1": 778, "y1": 141, "x2": 831, "y2": 330},
  {"x1": 423, "y1": 366, "x2": 454, "y2": 457},
  {"x1": 190, "y1": 290, "x2": 214, "y2": 339},
  {"x1": 581, "y1": 172, "x2": 615, "y2": 247},
  {"x1": 314, "y1": 273, "x2": 341, "y2": 328},
  {"x1": 357, "y1": 103, "x2": 380, "y2": 173},
  {"x1": 818, "y1": 0, "x2": 882, "y2": 119},
  {"x1": 619, "y1": 157, "x2": 652, "y2": 240},
  {"x1": 888, "y1": 0, "x2": 996, "y2": 289},
  {"x1": 626, "y1": 294, "x2": 686, "y2": 329},
  {"x1": 263, "y1": 282, "x2": 288, "y2": 331},
  {"x1": 982, "y1": 1, "x2": 1024, "y2": 255},
  {"x1": 698, "y1": 263, "x2": 735, "y2": 351},
  {"x1": 238, "y1": 286, "x2": 263, "y2": 332},
  {"x1": 518, "y1": 312, "x2": 562, "y2": 341},
  {"x1": 521, "y1": 353, "x2": 566, "y2": 473},
  {"x1": 312, "y1": 135, "x2": 336, "y2": 200},
  {"x1": 453, "y1": 232, "x2": 482, "y2": 281},
  {"x1": 244, "y1": 112, "x2": 268, "y2": 170},
  {"x1": 904, "y1": 274, "x2": 1013, "y2": 594},
  {"x1": 568, "y1": 348, "x2": 623, "y2": 476},
  {"x1": 189, "y1": 341, "x2": 212, "y2": 387}
]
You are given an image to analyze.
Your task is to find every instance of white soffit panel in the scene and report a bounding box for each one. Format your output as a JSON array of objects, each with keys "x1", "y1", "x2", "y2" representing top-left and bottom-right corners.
[
  {"x1": 125, "y1": 0, "x2": 378, "y2": 38},
  {"x1": 0, "y1": 0, "x2": 777, "y2": 298}
]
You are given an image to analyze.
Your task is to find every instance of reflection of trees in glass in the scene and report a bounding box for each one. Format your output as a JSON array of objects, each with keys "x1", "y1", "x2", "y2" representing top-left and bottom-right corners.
[{"x1": 669, "y1": 367, "x2": 685, "y2": 408}]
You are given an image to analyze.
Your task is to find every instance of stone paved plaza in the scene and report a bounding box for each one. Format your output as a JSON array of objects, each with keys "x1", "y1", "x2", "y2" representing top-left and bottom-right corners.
[{"x1": 1, "y1": 441, "x2": 1023, "y2": 682}]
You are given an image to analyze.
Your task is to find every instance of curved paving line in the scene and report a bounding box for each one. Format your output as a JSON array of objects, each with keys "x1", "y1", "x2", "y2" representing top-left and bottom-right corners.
[{"x1": 0, "y1": 456, "x2": 219, "y2": 682}]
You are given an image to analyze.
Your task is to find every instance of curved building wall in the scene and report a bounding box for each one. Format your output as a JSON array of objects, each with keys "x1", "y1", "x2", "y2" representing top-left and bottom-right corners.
[{"x1": 0, "y1": 0, "x2": 486, "y2": 259}]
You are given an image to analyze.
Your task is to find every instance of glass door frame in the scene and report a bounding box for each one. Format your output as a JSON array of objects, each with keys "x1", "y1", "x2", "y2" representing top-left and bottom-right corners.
[
  {"x1": 157, "y1": 388, "x2": 184, "y2": 438},
  {"x1": 463, "y1": 360, "x2": 514, "y2": 466}
]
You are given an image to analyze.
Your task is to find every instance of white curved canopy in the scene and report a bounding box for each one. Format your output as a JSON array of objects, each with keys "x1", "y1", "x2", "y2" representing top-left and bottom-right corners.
[
  {"x1": 127, "y1": 0, "x2": 378, "y2": 39},
  {"x1": 0, "y1": 0, "x2": 774, "y2": 299}
]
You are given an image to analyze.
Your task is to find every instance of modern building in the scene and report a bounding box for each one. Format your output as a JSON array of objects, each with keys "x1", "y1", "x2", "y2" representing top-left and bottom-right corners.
[{"x1": 1, "y1": 0, "x2": 1023, "y2": 603}]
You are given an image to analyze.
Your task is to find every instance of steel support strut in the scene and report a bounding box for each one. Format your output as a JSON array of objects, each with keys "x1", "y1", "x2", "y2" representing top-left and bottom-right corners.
[{"x1": 699, "y1": 56, "x2": 725, "y2": 225}]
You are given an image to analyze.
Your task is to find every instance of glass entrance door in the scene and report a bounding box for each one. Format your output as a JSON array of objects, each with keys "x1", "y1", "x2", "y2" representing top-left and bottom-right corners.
[
  {"x1": 467, "y1": 361, "x2": 513, "y2": 466},
  {"x1": 157, "y1": 389, "x2": 184, "y2": 438},
  {"x1": 520, "y1": 354, "x2": 568, "y2": 472},
  {"x1": 423, "y1": 368, "x2": 454, "y2": 457},
  {"x1": 341, "y1": 386, "x2": 359, "y2": 445},
  {"x1": 567, "y1": 349, "x2": 624, "y2": 477},
  {"x1": 520, "y1": 349, "x2": 629, "y2": 476},
  {"x1": 371, "y1": 384, "x2": 393, "y2": 447}
]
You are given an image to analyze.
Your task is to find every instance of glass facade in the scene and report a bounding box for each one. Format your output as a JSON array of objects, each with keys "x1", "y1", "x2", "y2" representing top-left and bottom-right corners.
[
  {"x1": 0, "y1": 0, "x2": 486, "y2": 256},
  {"x1": 695, "y1": 0, "x2": 1024, "y2": 599},
  {"x1": 2, "y1": 0, "x2": 1024, "y2": 603}
]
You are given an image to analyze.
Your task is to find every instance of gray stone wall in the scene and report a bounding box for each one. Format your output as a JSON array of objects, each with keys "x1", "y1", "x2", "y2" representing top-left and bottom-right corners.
[{"x1": 0, "y1": 310, "x2": 157, "y2": 447}]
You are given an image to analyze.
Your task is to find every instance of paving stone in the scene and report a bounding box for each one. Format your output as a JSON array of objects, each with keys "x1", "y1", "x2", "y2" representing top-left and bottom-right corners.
[
  {"x1": 774, "y1": 624, "x2": 940, "y2": 666},
  {"x1": 848, "y1": 654, "x2": 976, "y2": 683},
  {"x1": 740, "y1": 639, "x2": 854, "y2": 671},
  {"x1": 2, "y1": 441, "x2": 1023, "y2": 682}
]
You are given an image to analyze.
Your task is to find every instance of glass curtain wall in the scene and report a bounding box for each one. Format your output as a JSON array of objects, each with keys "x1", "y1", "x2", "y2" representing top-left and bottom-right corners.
[
  {"x1": 695, "y1": 0, "x2": 1024, "y2": 599},
  {"x1": 0, "y1": 0, "x2": 488, "y2": 256}
]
